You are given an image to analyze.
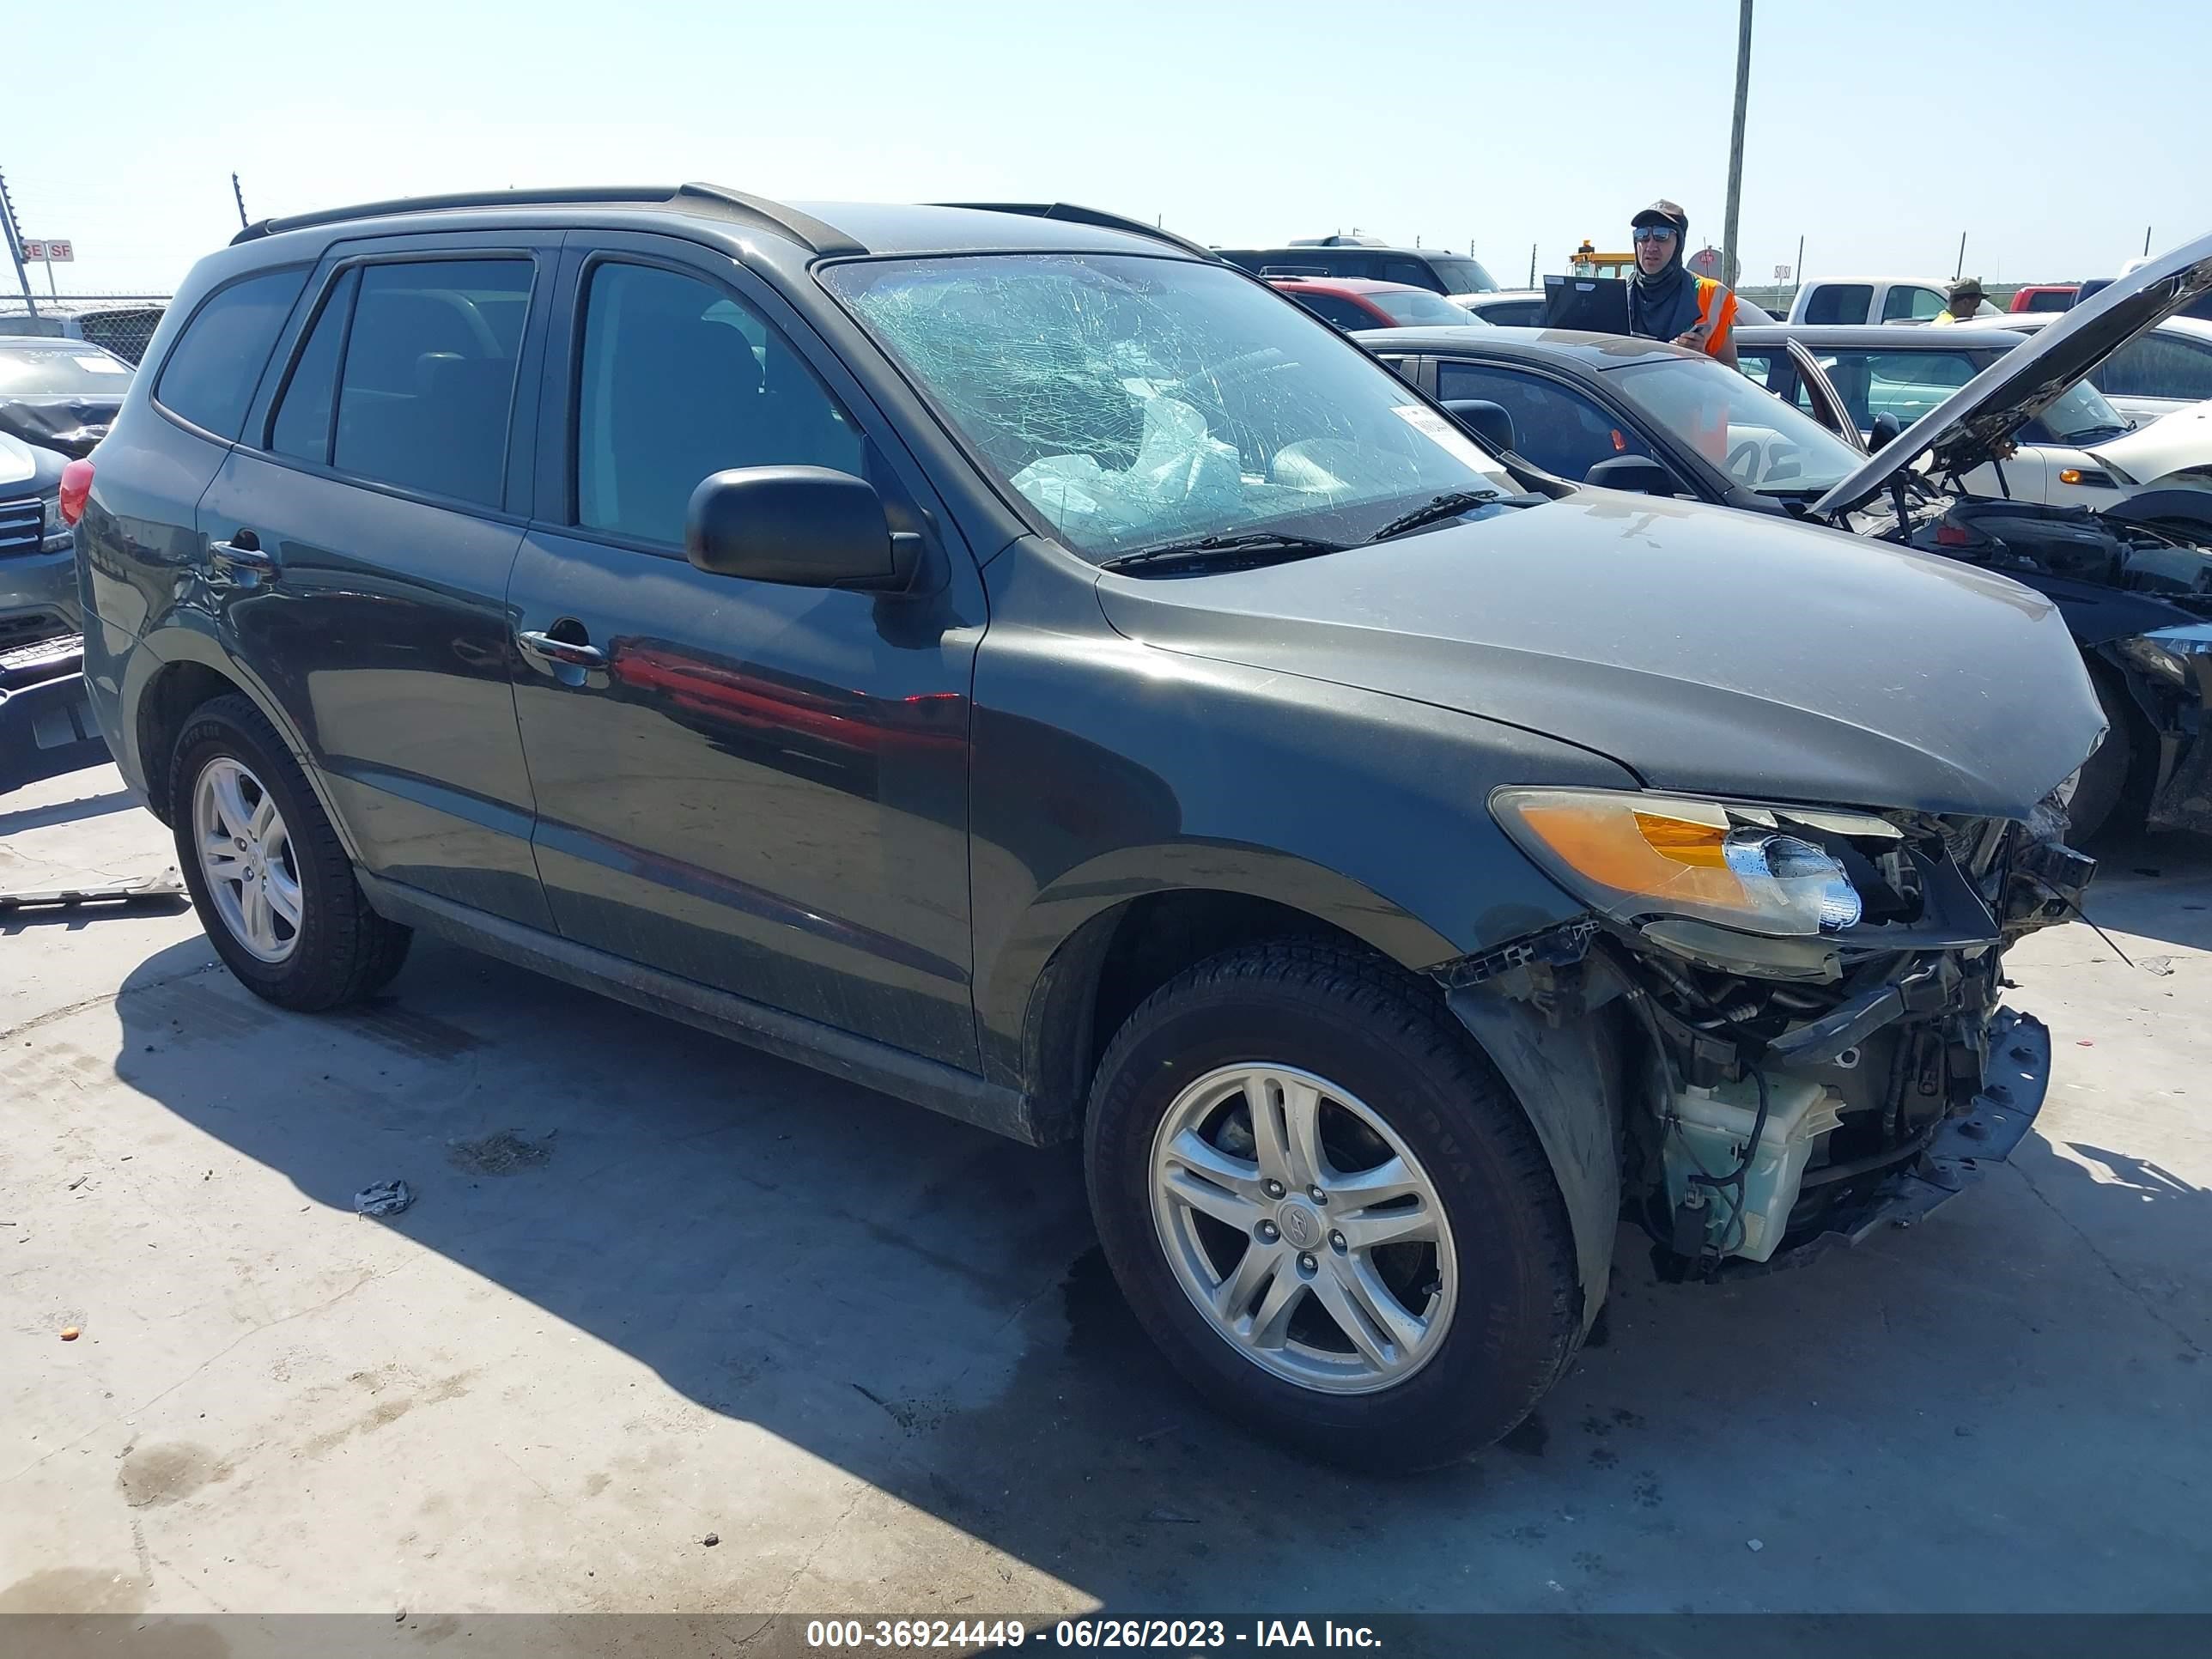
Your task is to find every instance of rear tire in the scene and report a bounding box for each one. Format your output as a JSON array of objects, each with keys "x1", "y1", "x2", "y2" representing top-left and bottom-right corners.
[
  {"x1": 169, "y1": 694, "x2": 411, "y2": 1011},
  {"x1": 1084, "y1": 942, "x2": 1582, "y2": 1472}
]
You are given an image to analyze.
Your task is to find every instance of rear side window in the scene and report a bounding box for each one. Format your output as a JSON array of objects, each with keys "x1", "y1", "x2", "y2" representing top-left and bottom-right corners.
[
  {"x1": 1290, "y1": 292, "x2": 1377, "y2": 331},
  {"x1": 2094, "y1": 332, "x2": 2212, "y2": 402},
  {"x1": 1803, "y1": 284, "x2": 1872, "y2": 325},
  {"x1": 270, "y1": 270, "x2": 359, "y2": 463},
  {"x1": 155, "y1": 268, "x2": 309, "y2": 438},
  {"x1": 331, "y1": 259, "x2": 534, "y2": 508},
  {"x1": 1381, "y1": 259, "x2": 1438, "y2": 290}
]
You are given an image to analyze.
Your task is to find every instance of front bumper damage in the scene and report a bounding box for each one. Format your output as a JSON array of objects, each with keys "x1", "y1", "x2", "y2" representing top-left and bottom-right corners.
[
  {"x1": 1712, "y1": 1006, "x2": 2048, "y2": 1278},
  {"x1": 1441, "y1": 799, "x2": 2092, "y2": 1307}
]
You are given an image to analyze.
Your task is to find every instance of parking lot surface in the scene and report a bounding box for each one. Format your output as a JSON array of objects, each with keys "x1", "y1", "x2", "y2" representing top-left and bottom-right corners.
[{"x1": 4, "y1": 765, "x2": 2209, "y2": 1617}]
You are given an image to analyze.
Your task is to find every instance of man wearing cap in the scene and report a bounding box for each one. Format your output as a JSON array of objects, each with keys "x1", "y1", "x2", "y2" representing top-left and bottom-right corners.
[
  {"x1": 1626, "y1": 199, "x2": 1739, "y2": 368},
  {"x1": 1933, "y1": 277, "x2": 1988, "y2": 325}
]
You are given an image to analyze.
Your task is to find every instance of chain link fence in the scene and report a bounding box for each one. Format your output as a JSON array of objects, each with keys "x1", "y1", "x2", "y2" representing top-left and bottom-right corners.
[{"x1": 0, "y1": 293, "x2": 172, "y2": 364}]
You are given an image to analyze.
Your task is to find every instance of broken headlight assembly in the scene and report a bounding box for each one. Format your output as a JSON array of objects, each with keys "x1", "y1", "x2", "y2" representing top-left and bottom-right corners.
[{"x1": 1491, "y1": 788, "x2": 1875, "y2": 941}]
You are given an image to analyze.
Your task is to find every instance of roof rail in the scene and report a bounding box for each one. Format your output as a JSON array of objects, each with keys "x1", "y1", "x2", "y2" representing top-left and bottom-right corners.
[
  {"x1": 931, "y1": 203, "x2": 1218, "y2": 262},
  {"x1": 229, "y1": 183, "x2": 865, "y2": 257}
]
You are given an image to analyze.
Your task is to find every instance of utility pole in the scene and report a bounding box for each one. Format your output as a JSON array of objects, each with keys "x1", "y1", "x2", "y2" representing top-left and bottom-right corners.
[
  {"x1": 2143, "y1": 225, "x2": 2154, "y2": 258},
  {"x1": 1793, "y1": 233, "x2": 1804, "y2": 307},
  {"x1": 1954, "y1": 231, "x2": 1967, "y2": 280},
  {"x1": 1528, "y1": 242, "x2": 1536, "y2": 286},
  {"x1": 233, "y1": 173, "x2": 250, "y2": 230},
  {"x1": 0, "y1": 165, "x2": 39, "y2": 321},
  {"x1": 1720, "y1": 0, "x2": 1753, "y2": 289}
]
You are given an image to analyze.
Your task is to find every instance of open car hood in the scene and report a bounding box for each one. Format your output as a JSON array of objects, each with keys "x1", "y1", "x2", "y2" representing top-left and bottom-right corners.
[{"x1": 1813, "y1": 230, "x2": 2212, "y2": 518}]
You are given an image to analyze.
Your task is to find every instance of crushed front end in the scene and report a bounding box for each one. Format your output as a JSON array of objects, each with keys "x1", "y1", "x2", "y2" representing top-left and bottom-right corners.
[{"x1": 1449, "y1": 790, "x2": 2094, "y2": 1279}]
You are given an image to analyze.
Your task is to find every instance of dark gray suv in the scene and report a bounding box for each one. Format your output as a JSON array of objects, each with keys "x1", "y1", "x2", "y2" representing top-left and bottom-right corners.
[{"x1": 74, "y1": 186, "x2": 2103, "y2": 1469}]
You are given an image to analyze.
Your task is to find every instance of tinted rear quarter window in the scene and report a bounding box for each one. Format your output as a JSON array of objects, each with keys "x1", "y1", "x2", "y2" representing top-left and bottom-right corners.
[
  {"x1": 331, "y1": 258, "x2": 535, "y2": 508},
  {"x1": 155, "y1": 268, "x2": 310, "y2": 438},
  {"x1": 1803, "y1": 284, "x2": 1873, "y2": 325},
  {"x1": 269, "y1": 269, "x2": 361, "y2": 463}
]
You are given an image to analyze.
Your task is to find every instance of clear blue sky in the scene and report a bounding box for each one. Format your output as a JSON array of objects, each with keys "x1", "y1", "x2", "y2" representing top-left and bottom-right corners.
[{"x1": 6, "y1": 0, "x2": 2204, "y2": 295}]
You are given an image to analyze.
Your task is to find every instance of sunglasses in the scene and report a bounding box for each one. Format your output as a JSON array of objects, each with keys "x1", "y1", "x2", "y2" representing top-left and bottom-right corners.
[{"x1": 1632, "y1": 226, "x2": 1678, "y2": 243}]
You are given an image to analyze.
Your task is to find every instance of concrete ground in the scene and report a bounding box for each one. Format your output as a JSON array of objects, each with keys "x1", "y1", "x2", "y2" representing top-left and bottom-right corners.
[{"x1": 3, "y1": 763, "x2": 2208, "y2": 1620}]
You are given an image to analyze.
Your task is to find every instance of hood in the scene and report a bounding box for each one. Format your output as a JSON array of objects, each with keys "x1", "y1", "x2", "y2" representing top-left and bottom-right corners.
[
  {"x1": 2097, "y1": 398, "x2": 2212, "y2": 483},
  {"x1": 0, "y1": 394, "x2": 125, "y2": 460},
  {"x1": 1814, "y1": 229, "x2": 2212, "y2": 517},
  {"x1": 1097, "y1": 494, "x2": 2102, "y2": 819},
  {"x1": 0, "y1": 428, "x2": 64, "y2": 493}
]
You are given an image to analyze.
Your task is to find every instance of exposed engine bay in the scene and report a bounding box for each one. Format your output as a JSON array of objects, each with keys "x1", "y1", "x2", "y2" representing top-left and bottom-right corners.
[{"x1": 1442, "y1": 797, "x2": 2094, "y2": 1277}]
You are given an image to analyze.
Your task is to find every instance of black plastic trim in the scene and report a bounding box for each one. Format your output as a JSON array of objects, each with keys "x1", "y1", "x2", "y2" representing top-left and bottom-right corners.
[{"x1": 356, "y1": 872, "x2": 1043, "y2": 1145}]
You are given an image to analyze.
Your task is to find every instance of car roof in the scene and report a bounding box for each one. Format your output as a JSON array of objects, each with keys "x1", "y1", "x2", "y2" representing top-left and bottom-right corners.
[
  {"x1": 1222, "y1": 242, "x2": 1439, "y2": 259},
  {"x1": 1736, "y1": 323, "x2": 2033, "y2": 349},
  {"x1": 232, "y1": 188, "x2": 1208, "y2": 264},
  {"x1": 1267, "y1": 277, "x2": 1429, "y2": 295},
  {"x1": 1798, "y1": 276, "x2": 1954, "y2": 287},
  {"x1": 1965, "y1": 313, "x2": 2212, "y2": 340},
  {"x1": 1352, "y1": 325, "x2": 1698, "y2": 368}
]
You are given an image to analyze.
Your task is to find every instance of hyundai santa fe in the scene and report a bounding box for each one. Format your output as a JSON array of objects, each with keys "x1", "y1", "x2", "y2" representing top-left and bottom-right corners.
[{"x1": 70, "y1": 186, "x2": 2104, "y2": 1469}]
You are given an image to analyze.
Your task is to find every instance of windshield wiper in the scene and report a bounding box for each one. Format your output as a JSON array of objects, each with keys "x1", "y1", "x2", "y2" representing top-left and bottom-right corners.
[
  {"x1": 1364, "y1": 489, "x2": 1502, "y2": 544},
  {"x1": 1098, "y1": 531, "x2": 1349, "y2": 575}
]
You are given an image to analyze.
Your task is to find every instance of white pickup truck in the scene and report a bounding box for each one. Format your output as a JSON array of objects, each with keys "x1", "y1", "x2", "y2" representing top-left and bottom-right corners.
[{"x1": 1786, "y1": 276, "x2": 2001, "y2": 325}]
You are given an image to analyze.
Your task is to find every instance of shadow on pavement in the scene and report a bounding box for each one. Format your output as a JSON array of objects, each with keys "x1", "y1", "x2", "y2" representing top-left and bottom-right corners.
[
  {"x1": 0, "y1": 788, "x2": 141, "y2": 839},
  {"x1": 2077, "y1": 825, "x2": 2212, "y2": 952},
  {"x1": 94, "y1": 933, "x2": 2212, "y2": 1614}
]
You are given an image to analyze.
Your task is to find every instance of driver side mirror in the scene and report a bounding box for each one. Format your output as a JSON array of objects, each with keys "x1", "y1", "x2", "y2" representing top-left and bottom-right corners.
[
  {"x1": 1443, "y1": 398, "x2": 1517, "y2": 456},
  {"x1": 1869, "y1": 411, "x2": 1905, "y2": 448},
  {"x1": 685, "y1": 466, "x2": 921, "y2": 592},
  {"x1": 1584, "y1": 455, "x2": 1680, "y2": 497}
]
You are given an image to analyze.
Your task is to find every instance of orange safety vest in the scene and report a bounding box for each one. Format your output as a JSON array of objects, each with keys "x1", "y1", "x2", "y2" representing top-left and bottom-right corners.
[{"x1": 1692, "y1": 276, "x2": 1739, "y2": 359}]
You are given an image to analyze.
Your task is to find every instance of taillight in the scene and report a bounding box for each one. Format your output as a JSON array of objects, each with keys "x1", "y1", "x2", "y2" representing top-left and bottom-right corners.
[{"x1": 59, "y1": 459, "x2": 94, "y2": 526}]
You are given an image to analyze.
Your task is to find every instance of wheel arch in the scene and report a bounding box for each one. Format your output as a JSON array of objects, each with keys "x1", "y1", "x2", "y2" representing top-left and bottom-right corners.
[
  {"x1": 998, "y1": 850, "x2": 1465, "y2": 1146},
  {"x1": 127, "y1": 628, "x2": 359, "y2": 861}
]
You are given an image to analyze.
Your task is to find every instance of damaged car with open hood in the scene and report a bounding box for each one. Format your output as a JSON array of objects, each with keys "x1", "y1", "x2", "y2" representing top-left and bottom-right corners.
[
  {"x1": 76, "y1": 191, "x2": 2105, "y2": 1473},
  {"x1": 1363, "y1": 229, "x2": 2212, "y2": 840}
]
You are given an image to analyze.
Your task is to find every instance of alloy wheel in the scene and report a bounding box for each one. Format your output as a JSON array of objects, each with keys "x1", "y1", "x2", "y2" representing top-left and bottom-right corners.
[{"x1": 1148, "y1": 1063, "x2": 1457, "y2": 1395}]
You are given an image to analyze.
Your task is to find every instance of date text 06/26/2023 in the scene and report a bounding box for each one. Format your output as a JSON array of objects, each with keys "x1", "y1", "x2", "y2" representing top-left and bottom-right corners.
[{"x1": 804, "y1": 1618, "x2": 1386, "y2": 1650}]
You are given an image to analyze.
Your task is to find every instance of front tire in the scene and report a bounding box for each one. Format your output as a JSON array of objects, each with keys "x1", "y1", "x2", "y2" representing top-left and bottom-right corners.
[
  {"x1": 1084, "y1": 943, "x2": 1582, "y2": 1472},
  {"x1": 169, "y1": 695, "x2": 411, "y2": 1011},
  {"x1": 2068, "y1": 667, "x2": 2140, "y2": 842}
]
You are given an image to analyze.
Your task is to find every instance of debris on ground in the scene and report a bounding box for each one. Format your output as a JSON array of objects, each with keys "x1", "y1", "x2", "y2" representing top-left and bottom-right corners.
[
  {"x1": 1144, "y1": 1507, "x2": 1200, "y2": 1524},
  {"x1": 60, "y1": 1327, "x2": 80, "y2": 1341},
  {"x1": 446, "y1": 1130, "x2": 556, "y2": 1176},
  {"x1": 1747, "y1": 1538, "x2": 1764, "y2": 1553},
  {"x1": 354, "y1": 1180, "x2": 416, "y2": 1218},
  {"x1": 702, "y1": 1534, "x2": 720, "y2": 1547}
]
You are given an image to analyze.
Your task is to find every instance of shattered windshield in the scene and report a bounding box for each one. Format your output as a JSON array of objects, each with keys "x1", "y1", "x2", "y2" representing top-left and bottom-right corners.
[
  {"x1": 1606, "y1": 354, "x2": 1862, "y2": 495},
  {"x1": 822, "y1": 253, "x2": 1515, "y2": 562}
]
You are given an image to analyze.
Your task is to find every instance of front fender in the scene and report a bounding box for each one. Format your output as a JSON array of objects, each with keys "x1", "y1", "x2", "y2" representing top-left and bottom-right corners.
[
  {"x1": 968, "y1": 638, "x2": 1638, "y2": 1093},
  {"x1": 1446, "y1": 988, "x2": 1627, "y2": 1331}
]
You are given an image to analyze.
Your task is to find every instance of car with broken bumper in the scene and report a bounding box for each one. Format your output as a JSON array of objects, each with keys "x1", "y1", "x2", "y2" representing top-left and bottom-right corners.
[{"x1": 74, "y1": 188, "x2": 2101, "y2": 1470}]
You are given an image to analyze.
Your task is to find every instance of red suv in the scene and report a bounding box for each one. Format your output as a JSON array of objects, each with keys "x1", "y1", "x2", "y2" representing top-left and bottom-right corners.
[{"x1": 1268, "y1": 277, "x2": 1484, "y2": 331}]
